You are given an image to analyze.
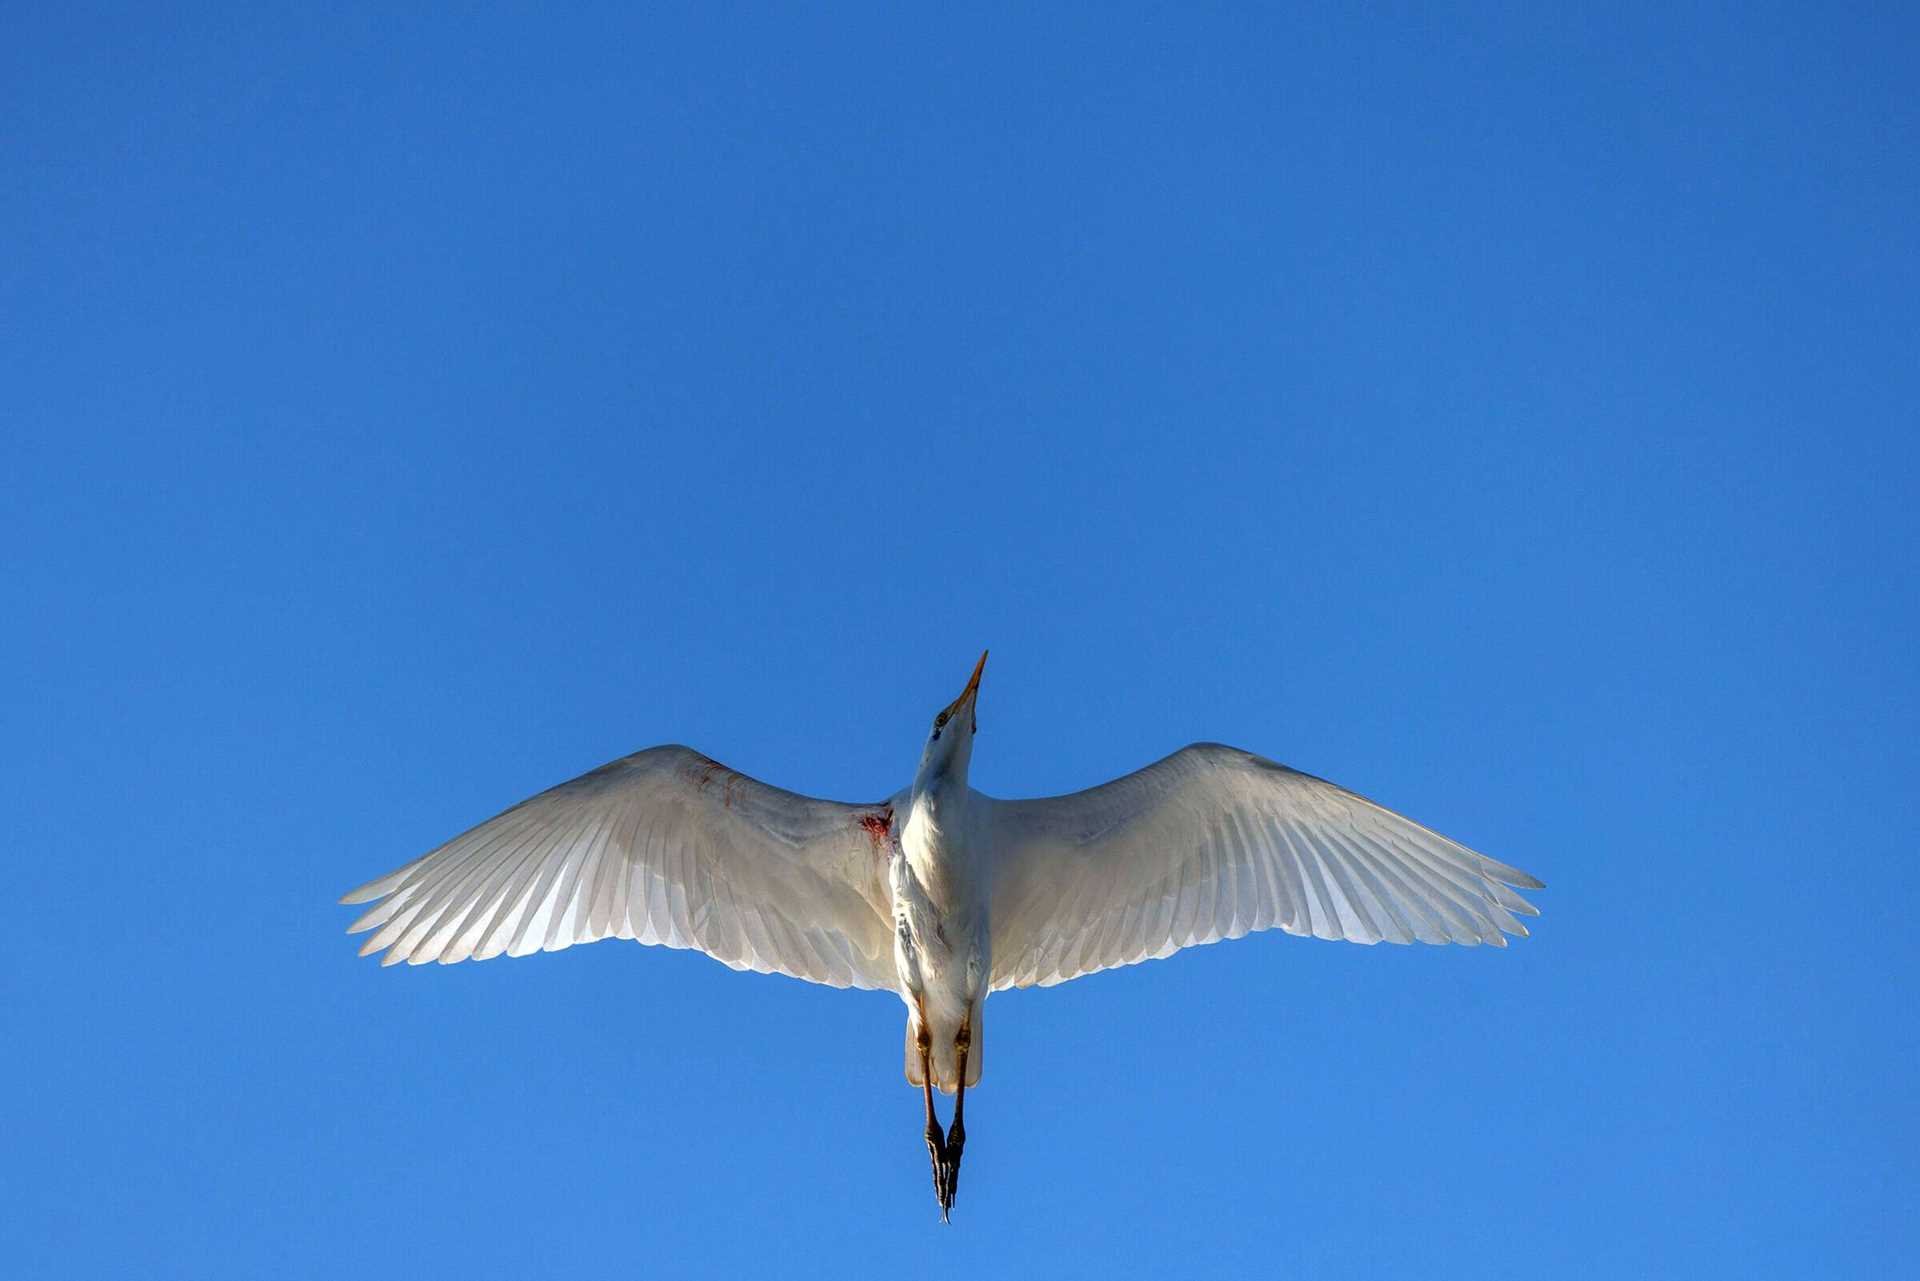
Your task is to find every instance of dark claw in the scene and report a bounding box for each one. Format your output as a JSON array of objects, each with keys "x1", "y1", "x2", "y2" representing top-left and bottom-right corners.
[
  {"x1": 925, "y1": 1124, "x2": 952, "y2": 1221},
  {"x1": 943, "y1": 1119, "x2": 965, "y2": 1213},
  {"x1": 936, "y1": 1154, "x2": 956, "y2": 1223},
  {"x1": 926, "y1": 1118, "x2": 965, "y2": 1222}
]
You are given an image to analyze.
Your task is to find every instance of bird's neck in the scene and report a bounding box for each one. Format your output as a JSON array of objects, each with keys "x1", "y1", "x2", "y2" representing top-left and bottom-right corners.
[
  {"x1": 910, "y1": 764, "x2": 969, "y2": 825},
  {"x1": 912, "y1": 740, "x2": 971, "y2": 801}
]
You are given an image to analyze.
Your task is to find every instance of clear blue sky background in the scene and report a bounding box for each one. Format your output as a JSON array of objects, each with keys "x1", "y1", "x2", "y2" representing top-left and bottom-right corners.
[{"x1": 4, "y1": 4, "x2": 1914, "y2": 1277}]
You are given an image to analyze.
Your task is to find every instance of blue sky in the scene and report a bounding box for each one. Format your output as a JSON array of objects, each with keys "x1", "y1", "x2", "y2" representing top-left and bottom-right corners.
[{"x1": 4, "y1": 3, "x2": 1915, "y2": 1276}]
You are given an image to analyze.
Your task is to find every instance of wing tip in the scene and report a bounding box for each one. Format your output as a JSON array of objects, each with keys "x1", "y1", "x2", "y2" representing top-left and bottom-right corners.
[
  {"x1": 339, "y1": 870, "x2": 407, "y2": 905},
  {"x1": 1471, "y1": 857, "x2": 1544, "y2": 892}
]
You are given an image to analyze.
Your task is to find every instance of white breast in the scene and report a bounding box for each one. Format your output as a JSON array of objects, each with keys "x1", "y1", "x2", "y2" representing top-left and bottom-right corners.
[{"x1": 890, "y1": 787, "x2": 990, "y2": 1045}]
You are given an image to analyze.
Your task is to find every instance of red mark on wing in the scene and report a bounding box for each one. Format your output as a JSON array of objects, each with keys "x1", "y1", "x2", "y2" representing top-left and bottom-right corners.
[{"x1": 858, "y1": 807, "x2": 894, "y2": 850}]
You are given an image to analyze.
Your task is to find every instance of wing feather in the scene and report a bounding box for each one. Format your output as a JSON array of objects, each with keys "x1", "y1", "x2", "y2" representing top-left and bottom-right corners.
[
  {"x1": 341, "y1": 745, "x2": 899, "y2": 989},
  {"x1": 986, "y1": 743, "x2": 1542, "y2": 989}
]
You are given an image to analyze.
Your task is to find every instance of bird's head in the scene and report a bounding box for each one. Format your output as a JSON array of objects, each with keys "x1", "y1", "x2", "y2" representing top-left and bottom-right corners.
[{"x1": 915, "y1": 650, "x2": 986, "y2": 788}]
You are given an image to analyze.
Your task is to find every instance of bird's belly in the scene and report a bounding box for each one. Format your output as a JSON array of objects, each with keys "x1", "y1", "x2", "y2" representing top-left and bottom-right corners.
[
  {"x1": 890, "y1": 856, "x2": 987, "y2": 1093},
  {"x1": 888, "y1": 854, "x2": 986, "y2": 1015}
]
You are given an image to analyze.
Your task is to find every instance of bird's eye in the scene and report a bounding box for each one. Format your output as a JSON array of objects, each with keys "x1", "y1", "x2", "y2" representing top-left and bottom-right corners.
[{"x1": 935, "y1": 712, "x2": 949, "y2": 729}]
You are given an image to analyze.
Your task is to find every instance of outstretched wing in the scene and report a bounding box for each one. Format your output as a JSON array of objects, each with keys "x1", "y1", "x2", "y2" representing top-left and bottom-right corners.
[
  {"x1": 986, "y1": 743, "x2": 1542, "y2": 990},
  {"x1": 340, "y1": 745, "x2": 900, "y2": 989}
]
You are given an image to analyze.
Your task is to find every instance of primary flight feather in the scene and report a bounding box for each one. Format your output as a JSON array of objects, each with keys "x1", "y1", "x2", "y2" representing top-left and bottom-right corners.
[{"x1": 340, "y1": 651, "x2": 1542, "y2": 1220}]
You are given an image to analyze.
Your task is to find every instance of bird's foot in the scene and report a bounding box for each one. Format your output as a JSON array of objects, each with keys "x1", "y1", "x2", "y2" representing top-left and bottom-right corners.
[
  {"x1": 942, "y1": 1118, "x2": 965, "y2": 1214},
  {"x1": 927, "y1": 1118, "x2": 964, "y2": 1222},
  {"x1": 924, "y1": 1121, "x2": 957, "y2": 1222}
]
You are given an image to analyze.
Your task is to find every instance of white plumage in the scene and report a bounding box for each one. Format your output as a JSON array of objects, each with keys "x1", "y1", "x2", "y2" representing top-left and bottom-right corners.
[
  {"x1": 342, "y1": 747, "x2": 898, "y2": 986},
  {"x1": 341, "y1": 653, "x2": 1540, "y2": 1219},
  {"x1": 987, "y1": 743, "x2": 1541, "y2": 989}
]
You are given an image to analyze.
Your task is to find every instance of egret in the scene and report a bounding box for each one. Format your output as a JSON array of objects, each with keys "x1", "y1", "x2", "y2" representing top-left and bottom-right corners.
[{"x1": 340, "y1": 651, "x2": 1542, "y2": 1220}]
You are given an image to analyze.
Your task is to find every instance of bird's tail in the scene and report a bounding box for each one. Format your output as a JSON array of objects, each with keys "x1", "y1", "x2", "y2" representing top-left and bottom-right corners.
[{"x1": 904, "y1": 1021, "x2": 925, "y2": 1088}]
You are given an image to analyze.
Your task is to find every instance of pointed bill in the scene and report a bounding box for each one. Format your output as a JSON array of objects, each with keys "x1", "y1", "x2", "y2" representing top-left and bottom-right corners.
[{"x1": 941, "y1": 650, "x2": 987, "y2": 722}]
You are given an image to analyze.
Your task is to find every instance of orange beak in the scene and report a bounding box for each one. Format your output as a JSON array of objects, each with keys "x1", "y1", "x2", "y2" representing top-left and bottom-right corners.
[{"x1": 940, "y1": 650, "x2": 988, "y2": 724}]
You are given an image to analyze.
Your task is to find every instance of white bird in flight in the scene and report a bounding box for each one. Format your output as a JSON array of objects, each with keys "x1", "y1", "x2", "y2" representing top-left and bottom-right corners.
[{"x1": 341, "y1": 652, "x2": 1542, "y2": 1220}]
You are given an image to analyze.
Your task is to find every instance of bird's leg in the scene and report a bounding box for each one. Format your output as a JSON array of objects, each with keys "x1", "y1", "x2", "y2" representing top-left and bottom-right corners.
[
  {"x1": 941, "y1": 1023, "x2": 970, "y2": 1217},
  {"x1": 918, "y1": 1025, "x2": 950, "y2": 1219}
]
